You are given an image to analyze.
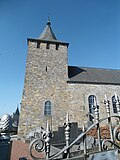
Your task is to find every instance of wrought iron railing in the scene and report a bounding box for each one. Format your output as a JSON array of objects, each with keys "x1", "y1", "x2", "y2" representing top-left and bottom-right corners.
[{"x1": 29, "y1": 94, "x2": 120, "y2": 159}]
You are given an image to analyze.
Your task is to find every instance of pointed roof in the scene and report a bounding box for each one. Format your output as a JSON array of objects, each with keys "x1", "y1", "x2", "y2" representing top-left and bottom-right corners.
[
  {"x1": 14, "y1": 107, "x2": 20, "y2": 115},
  {"x1": 39, "y1": 21, "x2": 57, "y2": 41},
  {"x1": 27, "y1": 21, "x2": 69, "y2": 47}
]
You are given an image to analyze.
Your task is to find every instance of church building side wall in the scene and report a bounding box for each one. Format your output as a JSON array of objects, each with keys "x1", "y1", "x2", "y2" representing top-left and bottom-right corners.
[{"x1": 67, "y1": 83, "x2": 120, "y2": 126}]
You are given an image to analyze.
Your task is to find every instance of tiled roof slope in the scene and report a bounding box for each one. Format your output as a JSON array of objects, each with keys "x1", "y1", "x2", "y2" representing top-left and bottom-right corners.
[{"x1": 68, "y1": 66, "x2": 120, "y2": 85}]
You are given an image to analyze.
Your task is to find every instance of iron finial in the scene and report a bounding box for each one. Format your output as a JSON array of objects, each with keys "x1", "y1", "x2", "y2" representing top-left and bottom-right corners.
[
  {"x1": 47, "y1": 8, "x2": 51, "y2": 25},
  {"x1": 104, "y1": 94, "x2": 110, "y2": 117}
]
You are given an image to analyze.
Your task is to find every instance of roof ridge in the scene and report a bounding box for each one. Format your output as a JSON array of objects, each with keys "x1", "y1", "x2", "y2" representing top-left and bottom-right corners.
[{"x1": 68, "y1": 65, "x2": 120, "y2": 71}]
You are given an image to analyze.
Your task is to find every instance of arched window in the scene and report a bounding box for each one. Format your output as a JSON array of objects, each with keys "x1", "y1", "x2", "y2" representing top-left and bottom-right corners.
[
  {"x1": 88, "y1": 95, "x2": 97, "y2": 121},
  {"x1": 44, "y1": 101, "x2": 51, "y2": 115},
  {"x1": 112, "y1": 96, "x2": 117, "y2": 113},
  {"x1": 88, "y1": 95, "x2": 97, "y2": 113}
]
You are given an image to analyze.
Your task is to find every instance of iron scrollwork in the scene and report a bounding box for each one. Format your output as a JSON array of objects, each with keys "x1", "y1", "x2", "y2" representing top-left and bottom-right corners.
[
  {"x1": 114, "y1": 125, "x2": 120, "y2": 142},
  {"x1": 29, "y1": 121, "x2": 52, "y2": 159},
  {"x1": 29, "y1": 93, "x2": 120, "y2": 159},
  {"x1": 102, "y1": 125, "x2": 120, "y2": 150},
  {"x1": 29, "y1": 138, "x2": 45, "y2": 160}
]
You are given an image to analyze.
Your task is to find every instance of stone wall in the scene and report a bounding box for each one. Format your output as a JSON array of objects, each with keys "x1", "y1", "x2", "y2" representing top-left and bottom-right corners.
[
  {"x1": 67, "y1": 83, "x2": 120, "y2": 126},
  {"x1": 18, "y1": 40, "x2": 69, "y2": 138}
]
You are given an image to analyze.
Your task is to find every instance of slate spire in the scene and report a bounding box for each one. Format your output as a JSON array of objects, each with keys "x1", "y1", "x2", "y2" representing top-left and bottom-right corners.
[
  {"x1": 14, "y1": 106, "x2": 20, "y2": 115},
  {"x1": 39, "y1": 20, "x2": 57, "y2": 41}
]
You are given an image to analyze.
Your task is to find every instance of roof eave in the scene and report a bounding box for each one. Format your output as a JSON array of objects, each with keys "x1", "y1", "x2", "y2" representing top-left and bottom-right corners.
[
  {"x1": 27, "y1": 38, "x2": 69, "y2": 47},
  {"x1": 67, "y1": 80, "x2": 120, "y2": 85}
]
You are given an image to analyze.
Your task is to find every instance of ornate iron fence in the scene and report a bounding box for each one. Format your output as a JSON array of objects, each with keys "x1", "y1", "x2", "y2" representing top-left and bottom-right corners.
[{"x1": 29, "y1": 94, "x2": 120, "y2": 159}]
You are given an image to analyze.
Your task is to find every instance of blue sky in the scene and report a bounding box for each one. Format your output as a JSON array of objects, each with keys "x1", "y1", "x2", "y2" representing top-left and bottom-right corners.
[{"x1": 0, "y1": 0, "x2": 120, "y2": 116}]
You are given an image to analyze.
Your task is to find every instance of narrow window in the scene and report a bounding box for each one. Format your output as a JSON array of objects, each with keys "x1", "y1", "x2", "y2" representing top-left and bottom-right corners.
[
  {"x1": 46, "y1": 43, "x2": 50, "y2": 49},
  {"x1": 37, "y1": 42, "x2": 40, "y2": 48},
  {"x1": 44, "y1": 101, "x2": 51, "y2": 115},
  {"x1": 88, "y1": 95, "x2": 97, "y2": 121},
  {"x1": 46, "y1": 66, "x2": 47, "y2": 72},
  {"x1": 56, "y1": 44, "x2": 59, "y2": 50},
  {"x1": 112, "y1": 96, "x2": 117, "y2": 113}
]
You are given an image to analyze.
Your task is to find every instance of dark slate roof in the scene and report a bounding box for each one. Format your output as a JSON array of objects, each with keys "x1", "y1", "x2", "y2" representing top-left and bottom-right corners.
[
  {"x1": 39, "y1": 21, "x2": 57, "y2": 41},
  {"x1": 14, "y1": 107, "x2": 20, "y2": 115},
  {"x1": 68, "y1": 66, "x2": 120, "y2": 85},
  {"x1": 28, "y1": 21, "x2": 69, "y2": 47}
]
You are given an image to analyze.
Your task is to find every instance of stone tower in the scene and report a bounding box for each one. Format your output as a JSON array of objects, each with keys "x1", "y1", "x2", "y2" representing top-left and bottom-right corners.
[{"x1": 18, "y1": 21, "x2": 69, "y2": 138}]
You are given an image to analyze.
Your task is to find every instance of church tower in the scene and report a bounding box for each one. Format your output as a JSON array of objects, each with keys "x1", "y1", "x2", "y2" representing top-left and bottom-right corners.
[{"x1": 18, "y1": 21, "x2": 69, "y2": 138}]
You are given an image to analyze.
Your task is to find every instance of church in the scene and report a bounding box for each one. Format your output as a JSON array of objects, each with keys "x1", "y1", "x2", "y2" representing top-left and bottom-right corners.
[{"x1": 18, "y1": 21, "x2": 120, "y2": 138}]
